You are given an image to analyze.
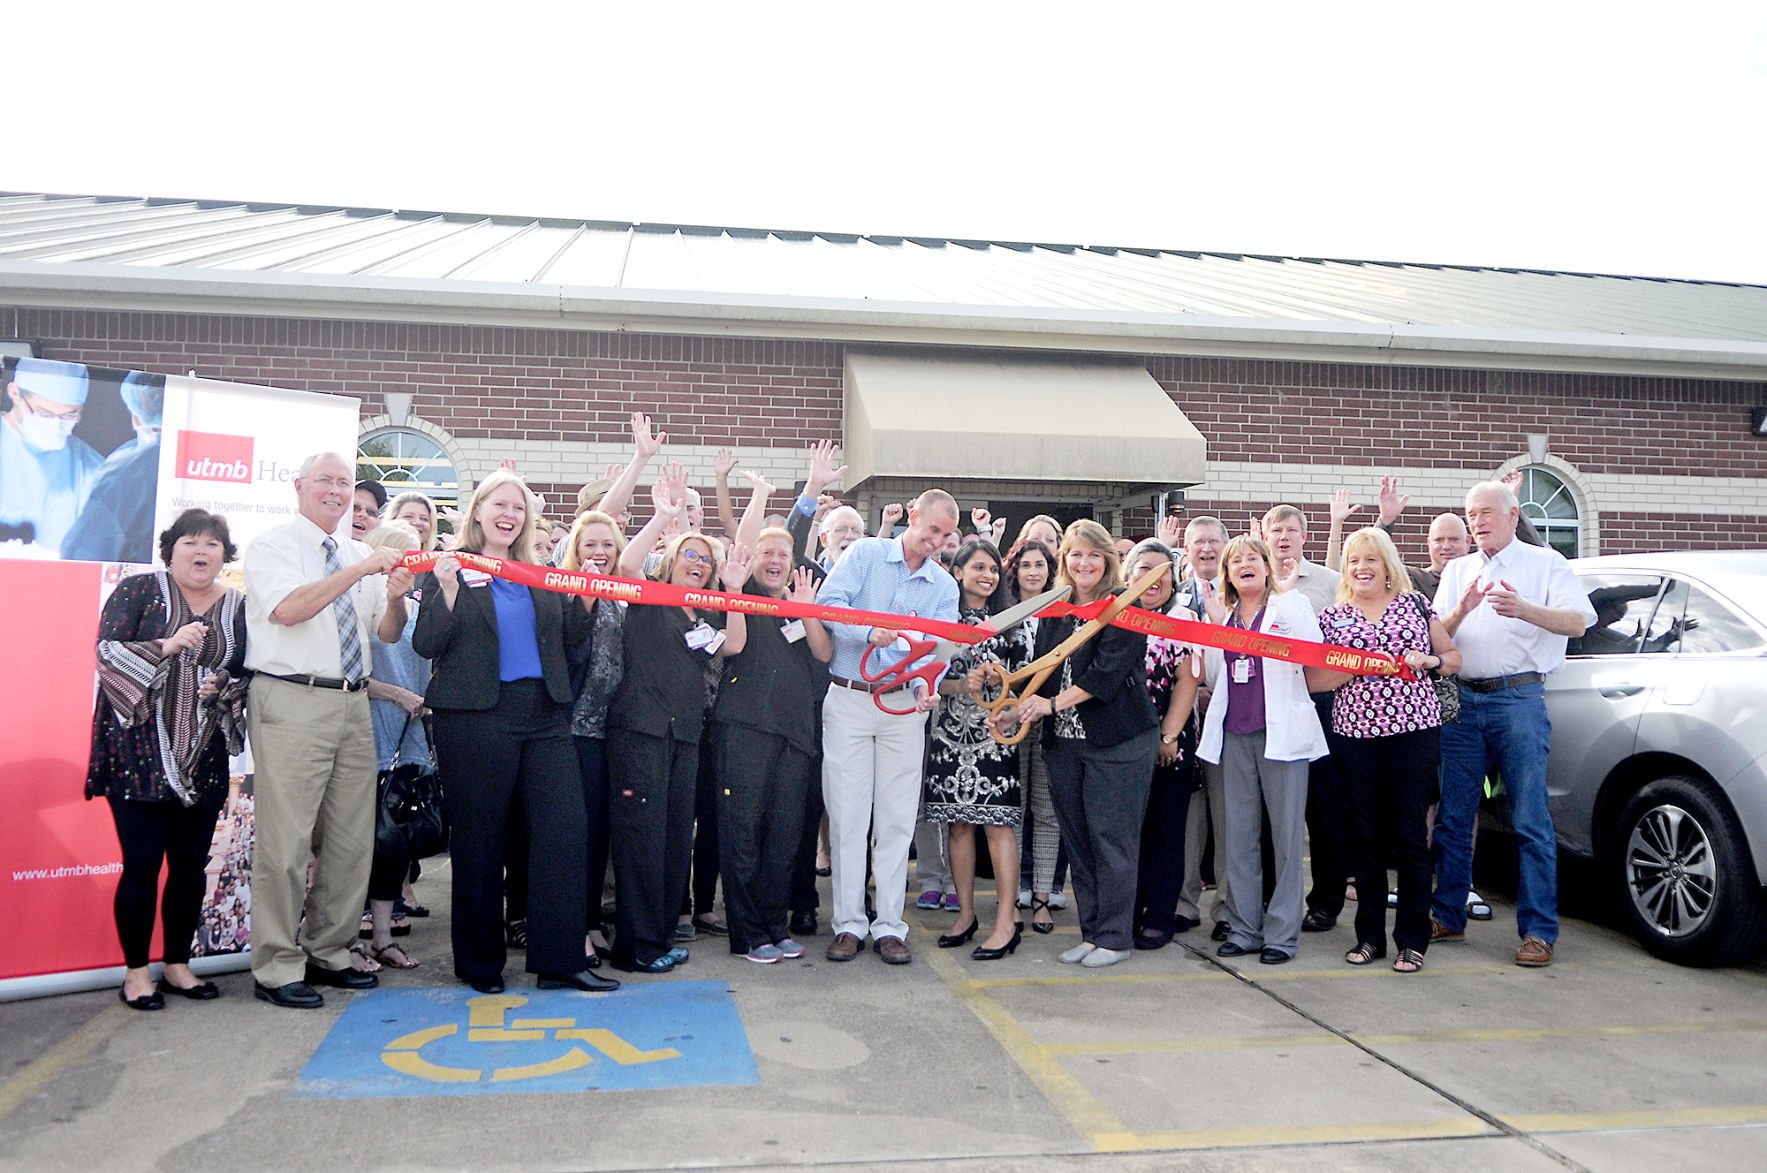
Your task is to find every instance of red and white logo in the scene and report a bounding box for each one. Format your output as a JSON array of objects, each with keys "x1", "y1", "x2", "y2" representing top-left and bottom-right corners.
[{"x1": 175, "y1": 430, "x2": 254, "y2": 483}]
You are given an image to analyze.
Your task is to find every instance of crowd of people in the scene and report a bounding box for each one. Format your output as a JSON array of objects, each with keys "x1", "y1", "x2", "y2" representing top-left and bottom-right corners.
[{"x1": 84, "y1": 411, "x2": 1595, "y2": 1011}]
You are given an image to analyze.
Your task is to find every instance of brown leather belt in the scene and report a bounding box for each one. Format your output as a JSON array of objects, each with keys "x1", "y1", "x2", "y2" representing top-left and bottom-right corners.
[{"x1": 829, "y1": 674, "x2": 910, "y2": 696}]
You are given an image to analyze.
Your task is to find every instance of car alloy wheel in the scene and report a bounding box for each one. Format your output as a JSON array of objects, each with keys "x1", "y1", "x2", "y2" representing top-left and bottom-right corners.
[{"x1": 1624, "y1": 802, "x2": 1716, "y2": 939}]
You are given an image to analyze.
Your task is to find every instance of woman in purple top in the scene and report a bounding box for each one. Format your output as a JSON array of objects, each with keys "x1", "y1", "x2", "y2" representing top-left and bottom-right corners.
[{"x1": 1313, "y1": 527, "x2": 1461, "y2": 973}]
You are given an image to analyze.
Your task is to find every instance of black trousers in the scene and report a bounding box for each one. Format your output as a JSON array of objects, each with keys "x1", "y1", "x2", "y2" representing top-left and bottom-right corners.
[
  {"x1": 107, "y1": 791, "x2": 224, "y2": 968},
  {"x1": 432, "y1": 681, "x2": 587, "y2": 981},
  {"x1": 681, "y1": 727, "x2": 721, "y2": 918},
  {"x1": 574, "y1": 735, "x2": 612, "y2": 933},
  {"x1": 717, "y1": 724, "x2": 813, "y2": 952},
  {"x1": 1134, "y1": 764, "x2": 1194, "y2": 936},
  {"x1": 1334, "y1": 726, "x2": 1440, "y2": 954},
  {"x1": 367, "y1": 845, "x2": 411, "y2": 903},
  {"x1": 607, "y1": 727, "x2": 699, "y2": 966},
  {"x1": 1304, "y1": 691, "x2": 1350, "y2": 920},
  {"x1": 1045, "y1": 731, "x2": 1158, "y2": 951},
  {"x1": 788, "y1": 746, "x2": 826, "y2": 914}
]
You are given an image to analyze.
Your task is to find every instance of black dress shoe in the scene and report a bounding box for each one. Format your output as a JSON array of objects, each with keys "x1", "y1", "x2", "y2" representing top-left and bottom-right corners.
[
  {"x1": 971, "y1": 923, "x2": 1023, "y2": 961},
  {"x1": 157, "y1": 977, "x2": 220, "y2": 1001},
  {"x1": 1216, "y1": 941, "x2": 1253, "y2": 957},
  {"x1": 937, "y1": 918, "x2": 979, "y2": 949},
  {"x1": 584, "y1": 953, "x2": 603, "y2": 970},
  {"x1": 254, "y1": 981, "x2": 323, "y2": 1009},
  {"x1": 457, "y1": 974, "x2": 506, "y2": 994},
  {"x1": 305, "y1": 963, "x2": 378, "y2": 990},
  {"x1": 1173, "y1": 915, "x2": 1201, "y2": 933},
  {"x1": 1301, "y1": 910, "x2": 1336, "y2": 933},
  {"x1": 1260, "y1": 948, "x2": 1293, "y2": 965},
  {"x1": 119, "y1": 987, "x2": 165, "y2": 1011},
  {"x1": 1133, "y1": 930, "x2": 1173, "y2": 951},
  {"x1": 537, "y1": 970, "x2": 621, "y2": 993},
  {"x1": 1211, "y1": 921, "x2": 1232, "y2": 942},
  {"x1": 789, "y1": 911, "x2": 817, "y2": 936}
]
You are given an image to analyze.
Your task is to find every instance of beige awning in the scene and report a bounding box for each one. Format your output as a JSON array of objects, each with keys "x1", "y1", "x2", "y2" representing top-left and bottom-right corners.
[{"x1": 843, "y1": 349, "x2": 1206, "y2": 488}]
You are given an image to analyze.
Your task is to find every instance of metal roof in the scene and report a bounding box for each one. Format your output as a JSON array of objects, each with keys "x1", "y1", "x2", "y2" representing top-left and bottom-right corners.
[{"x1": 4, "y1": 192, "x2": 1767, "y2": 379}]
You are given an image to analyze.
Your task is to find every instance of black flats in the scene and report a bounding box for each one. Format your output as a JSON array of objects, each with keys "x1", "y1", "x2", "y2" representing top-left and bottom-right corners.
[
  {"x1": 971, "y1": 923, "x2": 1023, "y2": 961},
  {"x1": 119, "y1": 987, "x2": 165, "y2": 1011},
  {"x1": 937, "y1": 918, "x2": 979, "y2": 949},
  {"x1": 157, "y1": 976, "x2": 220, "y2": 1000}
]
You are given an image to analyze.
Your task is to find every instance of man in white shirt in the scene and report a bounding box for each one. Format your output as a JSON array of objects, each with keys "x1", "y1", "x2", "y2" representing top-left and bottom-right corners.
[
  {"x1": 1174, "y1": 516, "x2": 1231, "y2": 937},
  {"x1": 244, "y1": 452, "x2": 413, "y2": 1008},
  {"x1": 1433, "y1": 481, "x2": 1595, "y2": 968}
]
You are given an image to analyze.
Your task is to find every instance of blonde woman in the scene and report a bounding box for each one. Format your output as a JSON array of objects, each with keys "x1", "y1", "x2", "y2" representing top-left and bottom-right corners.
[
  {"x1": 1006, "y1": 520, "x2": 1159, "y2": 970},
  {"x1": 412, "y1": 470, "x2": 611, "y2": 995},
  {"x1": 1312, "y1": 527, "x2": 1460, "y2": 973},
  {"x1": 386, "y1": 490, "x2": 439, "y2": 552}
]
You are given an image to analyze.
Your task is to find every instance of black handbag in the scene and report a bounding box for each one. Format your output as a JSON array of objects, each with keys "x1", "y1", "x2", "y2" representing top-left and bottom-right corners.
[
  {"x1": 376, "y1": 716, "x2": 447, "y2": 859},
  {"x1": 1408, "y1": 592, "x2": 1460, "y2": 724}
]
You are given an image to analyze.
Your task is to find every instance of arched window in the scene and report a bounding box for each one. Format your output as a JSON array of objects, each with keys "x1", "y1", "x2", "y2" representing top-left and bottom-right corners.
[
  {"x1": 357, "y1": 427, "x2": 461, "y2": 511},
  {"x1": 1517, "y1": 466, "x2": 1580, "y2": 559}
]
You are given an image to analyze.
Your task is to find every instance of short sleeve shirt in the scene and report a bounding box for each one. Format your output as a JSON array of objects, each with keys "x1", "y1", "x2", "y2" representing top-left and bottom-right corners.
[
  {"x1": 607, "y1": 604, "x2": 727, "y2": 742},
  {"x1": 1319, "y1": 594, "x2": 1441, "y2": 738}
]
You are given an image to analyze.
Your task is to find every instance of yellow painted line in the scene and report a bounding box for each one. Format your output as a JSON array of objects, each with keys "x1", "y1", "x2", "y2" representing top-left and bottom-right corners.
[
  {"x1": 509, "y1": 1017, "x2": 576, "y2": 1029},
  {"x1": 921, "y1": 945, "x2": 1132, "y2": 1142},
  {"x1": 971, "y1": 962, "x2": 1521, "y2": 989},
  {"x1": 1507, "y1": 1104, "x2": 1767, "y2": 1132},
  {"x1": 0, "y1": 1006, "x2": 123, "y2": 1121},
  {"x1": 385, "y1": 1024, "x2": 457, "y2": 1050},
  {"x1": 490, "y1": 1047, "x2": 595, "y2": 1083},
  {"x1": 1093, "y1": 1116, "x2": 1494, "y2": 1153},
  {"x1": 1042, "y1": 1018, "x2": 1767, "y2": 1057}
]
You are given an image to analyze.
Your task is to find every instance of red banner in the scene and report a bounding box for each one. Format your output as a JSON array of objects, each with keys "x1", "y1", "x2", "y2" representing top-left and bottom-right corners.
[{"x1": 400, "y1": 552, "x2": 1411, "y2": 680}]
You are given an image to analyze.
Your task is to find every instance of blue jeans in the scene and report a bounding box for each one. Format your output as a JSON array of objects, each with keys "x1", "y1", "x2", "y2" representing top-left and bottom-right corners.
[{"x1": 1431, "y1": 681, "x2": 1557, "y2": 942}]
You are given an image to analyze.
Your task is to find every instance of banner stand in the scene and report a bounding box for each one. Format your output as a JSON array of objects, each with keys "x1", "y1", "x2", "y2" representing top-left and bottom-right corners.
[{"x1": 0, "y1": 953, "x2": 252, "y2": 1005}]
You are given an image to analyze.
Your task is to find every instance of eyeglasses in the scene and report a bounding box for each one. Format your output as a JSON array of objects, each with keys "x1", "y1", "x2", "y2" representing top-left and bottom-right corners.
[
  {"x1": 17, "y1": 390, "x2": 82, "y2": 423},
  {"x1": 306, "y1": 476, "x2": 353, "y2": 490},
  {"x1": 678, "y1": 548, "x2": 714, "y2": 565}
]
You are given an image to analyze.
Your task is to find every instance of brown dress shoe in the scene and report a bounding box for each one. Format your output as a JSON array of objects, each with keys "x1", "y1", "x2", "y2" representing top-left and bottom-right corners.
[
  {"x1": 874, "y1": 936, "x2": 912, "y2": 965},
  {"x1": 1430, "y1": 919, "x2": 1465, "y2": 944},
  {"x1": 825, "y1": 932, "x2": 863, "y2": 962},
  {"x1": 1515, "y1": 935, "x2": 1554, "y2": 967}
]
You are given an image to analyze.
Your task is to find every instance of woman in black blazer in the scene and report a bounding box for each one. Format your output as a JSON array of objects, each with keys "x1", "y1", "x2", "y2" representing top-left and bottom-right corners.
[
  {"x1": 413, "y1": 470, "x2": 615, "y2": 996},
  {"x1": 1004, "y1": 519, "x2": 1159, "y2": 970}
]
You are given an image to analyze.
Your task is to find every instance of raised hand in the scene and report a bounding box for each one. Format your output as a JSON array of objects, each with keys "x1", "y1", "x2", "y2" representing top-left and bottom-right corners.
[
  {"x1": 1274, "y1": 556, "x2": 1301, "y2": 594},
  {"x1": 499, "y1": 457, "x2": 522, "y2": 477},
  {"x1": 631, "y1": 412, "x2": 666, "y2": 460},
  {"x1": 970, "y1": 506, "x2": 992, "y2": 533},
  {"x1": 740, "y1": 469, "x2": 776, "y2": 497},
  {"x1": 1502, "y1": 469, "x2": 1524, "y2": 496},
  {"x1": 651, "y1": 464, "x2": 689, "y2": 521},
  {"x1": 604, "y1": 462, "x2": 624, "y2": 482},
  {"x1": 714, "y1": 448, "x2": 738, "y2": 479},
  {"x1": 880, "y1": 501, "x2": 905, "y2": 532},
  {"x1": 1455, "y1": 577, "x2": 1490, "y2": 620},
  {"x1": 805, "y1": 440, "x2": 847, "y2": 495},
  {"x1": 1199, "y1": 578, "x2": 1228, "y2": 625},
  {"x1": 434, "y1": 553, "x2": 461, "y2": 590},
  {"x1": 989, "y1": 517, "x2": 1007, "y2": 546},
  {"x1": 1248, "y1": 513, "x2": 1264, "y2": 541},
  {"x1": 720, "y1": 543, "x2": 754, "y2": 590},
  {"x1": 1329, "y1": 487, "x2": 1361, "y2": 525},
  {"x1": 1157, "y1": 514, "x2": 1183, "y2": 546},
  {"x1": 787, "y1": 566, "x2": 818, "y2": 604},
  {"x1": 1377, "y1": 476, "x2": 1410, "y2": 525}
]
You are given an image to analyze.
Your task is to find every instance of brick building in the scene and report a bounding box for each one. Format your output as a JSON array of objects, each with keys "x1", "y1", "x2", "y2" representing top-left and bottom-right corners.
[{"x1": 3, "y1": 193, "x2": 1764, "y2": 556}]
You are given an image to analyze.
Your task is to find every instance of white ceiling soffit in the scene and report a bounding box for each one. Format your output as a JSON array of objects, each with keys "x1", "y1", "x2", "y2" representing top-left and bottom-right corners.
[{"x1": 843, "y1": 349, "x2": 1206, "y2": 489}]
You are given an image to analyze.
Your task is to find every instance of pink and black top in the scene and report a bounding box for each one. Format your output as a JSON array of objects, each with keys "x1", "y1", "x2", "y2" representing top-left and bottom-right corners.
[{"x1": 1318, "y1": 594, "x2": 1442, "y2": 739}]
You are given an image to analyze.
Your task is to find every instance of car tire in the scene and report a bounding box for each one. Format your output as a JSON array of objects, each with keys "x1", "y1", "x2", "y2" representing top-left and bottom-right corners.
[{"x1": 1614, "y1": 776, "x2": 1767, "y2": 966}]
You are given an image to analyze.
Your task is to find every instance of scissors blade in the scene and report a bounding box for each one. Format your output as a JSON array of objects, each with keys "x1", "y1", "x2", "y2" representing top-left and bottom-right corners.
[{"x1": 980, "y1": 585, "x2": 1072, "y2": 638}]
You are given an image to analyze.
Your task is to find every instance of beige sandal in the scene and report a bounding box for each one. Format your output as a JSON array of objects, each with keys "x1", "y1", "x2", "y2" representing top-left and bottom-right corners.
[{"x1": 372, "y1": 942, "x2": 420, "y2": 970}]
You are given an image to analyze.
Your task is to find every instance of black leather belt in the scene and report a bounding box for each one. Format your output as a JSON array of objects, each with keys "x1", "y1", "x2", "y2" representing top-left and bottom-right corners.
[
  {"x1": 260, "y1": 672, "x2": 371, "y2": 693},
  {"x1": 1459, "y1": 672, "x2": 1543, "y2": 693},
  {"x1": 829, "y1": 674, "x2": 909, "y2": 696}
]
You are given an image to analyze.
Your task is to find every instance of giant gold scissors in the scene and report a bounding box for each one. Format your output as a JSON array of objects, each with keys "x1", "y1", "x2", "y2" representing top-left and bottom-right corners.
[
  {"x1": 976, "y1": 563, "x2": 1172, "y2": 745},
  {"x1": 857, "y1": 585, "x2": 1072, "y2": 716}
]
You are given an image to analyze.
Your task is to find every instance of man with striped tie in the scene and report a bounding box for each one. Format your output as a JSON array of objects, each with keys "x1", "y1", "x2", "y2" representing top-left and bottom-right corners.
[{"x1": 244, "y1": 452, "x2": 413, "y2": 1008}]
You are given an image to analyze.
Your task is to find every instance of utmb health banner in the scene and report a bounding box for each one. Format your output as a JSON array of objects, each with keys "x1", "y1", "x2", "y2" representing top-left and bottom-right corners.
[{"x1": 0, "y1": 363, "x2": 358, "y2": 998}]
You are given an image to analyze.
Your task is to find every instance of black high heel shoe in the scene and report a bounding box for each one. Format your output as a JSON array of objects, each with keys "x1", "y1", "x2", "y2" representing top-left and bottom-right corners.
[
  {"x1": 937, "y1": 916, "x2": 979, "y2": 948},
  {"x1": 1029, "y1": 897, "x2": 1055, "y2": 935},
  {"x1": 971, "y1": 923, "x2": 1023, "y2": 961}
]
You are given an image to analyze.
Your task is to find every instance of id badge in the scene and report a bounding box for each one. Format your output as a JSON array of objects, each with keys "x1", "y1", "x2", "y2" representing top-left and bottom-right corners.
[
  {"x1": 1231, "y1": 657, "x2": 1252, "y2": 685},
  {"x1": 685, "y1": 621, "x2": 717, "y2": 651},
  {"x1": 460, "y1": 568, "x2": 492, "y2": 588},
  {"x1": 781, "y1": 618, "x2": 807, "y2": 644}
]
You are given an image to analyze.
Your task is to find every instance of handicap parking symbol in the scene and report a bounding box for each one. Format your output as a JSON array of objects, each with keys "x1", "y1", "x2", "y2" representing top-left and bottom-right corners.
[{"x1": 295, "y1": 980, "x2": 759, "y2": 1097}]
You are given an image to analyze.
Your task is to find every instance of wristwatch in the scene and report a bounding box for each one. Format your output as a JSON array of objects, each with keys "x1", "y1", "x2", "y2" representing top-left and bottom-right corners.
[{"x1": 1160, "y1": 733, "x2": 1179, "y2": 745}]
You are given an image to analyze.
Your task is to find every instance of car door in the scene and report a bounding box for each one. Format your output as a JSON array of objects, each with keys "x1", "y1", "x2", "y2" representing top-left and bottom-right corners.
[{"x1": 1545, "y1": 571, "x2": 1669, "y2": 858}]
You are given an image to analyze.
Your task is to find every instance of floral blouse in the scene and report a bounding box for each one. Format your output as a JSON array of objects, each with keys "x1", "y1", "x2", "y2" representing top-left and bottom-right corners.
[
  {"x1": 1145, "y1": 633, "x2": 1199, "y2": 788},
  {"x1": 1318, "y1": 593, "x2": 1442, "y2": 739}
]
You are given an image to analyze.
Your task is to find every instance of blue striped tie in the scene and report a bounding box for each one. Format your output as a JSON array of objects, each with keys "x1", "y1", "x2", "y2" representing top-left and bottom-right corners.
[{"x1": 322, "y1": 536, "x2": 366, "y2": 682}]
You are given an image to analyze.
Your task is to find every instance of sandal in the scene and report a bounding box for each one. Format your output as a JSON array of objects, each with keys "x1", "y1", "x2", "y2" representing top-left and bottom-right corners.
[
  {"x1": 372, "y1": 942, "x2": 421, "y2": 970},
  {"x1": 1392, "y1": 948, "x2": 1425, "y2": 974},
  {"x1": 348, "y1": 940, "x2": 383, "y2": 973},
  {"x1": 1344, "y1": 942, "x2": 1386, "y2": 966},
  {"x1": 1030, "y1": 897, "x2": 1055, "y2": 935},
  {"x1": 1466, "y1": 894, "x2": 1494, "y2": 921}
]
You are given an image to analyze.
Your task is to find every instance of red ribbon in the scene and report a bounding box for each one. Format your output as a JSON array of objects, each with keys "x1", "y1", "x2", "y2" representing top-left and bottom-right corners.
[{"x1": 400, "y1": 552, "x2": 1411, "y2": 680}]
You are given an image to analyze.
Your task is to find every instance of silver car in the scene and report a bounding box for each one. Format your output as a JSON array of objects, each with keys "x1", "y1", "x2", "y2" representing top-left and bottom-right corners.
[{"x1": 1541, "y1": 551, "x2": 1767, "y2": 965}]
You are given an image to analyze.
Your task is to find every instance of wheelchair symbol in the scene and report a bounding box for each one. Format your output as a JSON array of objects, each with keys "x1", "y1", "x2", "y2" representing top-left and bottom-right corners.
[{"x1": 380, "y1": 994, "x2": 683, "y2": 1083}]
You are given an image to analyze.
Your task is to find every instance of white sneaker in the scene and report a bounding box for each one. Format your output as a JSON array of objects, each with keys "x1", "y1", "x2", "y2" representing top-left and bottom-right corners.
[
  {"x1": 1080, "y1": 947, "x2": 1129, "y2": 968},
  {"x1": 1058, "y1": 942, "x2": 1096, "y2": 964},
  {"x1": 1017, "y1": 889, "x2": 1032, "y2": 909},
  {"x1": 1048, "y1": 892, "x2": 1069, "y2": 910}
]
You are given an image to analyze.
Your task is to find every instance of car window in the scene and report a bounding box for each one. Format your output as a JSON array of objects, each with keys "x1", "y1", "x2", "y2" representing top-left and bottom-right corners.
[
  {"x1": 1664, "y1": 581, "x2": 1765, "y2": 655},
  {"x1": 1569, "y1": 574, "x2": 1666, "y2": 656}
]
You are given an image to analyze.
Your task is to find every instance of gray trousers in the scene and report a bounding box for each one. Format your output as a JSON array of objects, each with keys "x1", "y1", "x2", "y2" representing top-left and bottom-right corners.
[
  {"x1": 1044, "y1": 730, "x2": 1158, "y2": 951},
  {"x1": 1177, "y1": 759, "x2": 1228, "y2": 924},
  {"x1": 1220, "y1": 730, "x2": 1310, "y2": 957}
]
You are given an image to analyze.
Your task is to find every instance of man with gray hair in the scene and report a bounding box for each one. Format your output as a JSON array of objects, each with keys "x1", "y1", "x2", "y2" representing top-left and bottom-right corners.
[
  {"x1": 244, "y1": 452, "x2": 414, "y2": 1008},
  {"x1": 1432, "y1": 480, "x2": 1594, "y2": 968},
  {"x1": 1173, "y1": 516, "x2": 1231, "y2": 937}
]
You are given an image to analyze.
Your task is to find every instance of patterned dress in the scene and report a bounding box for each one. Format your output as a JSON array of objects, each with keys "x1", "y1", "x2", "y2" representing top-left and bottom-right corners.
[
  {"x1": 1145, "y1": 633, "x2": 1201, "y2": 792},
  {"x1": 923, "y1": 607, "x2": 1032, "y2": 826}
]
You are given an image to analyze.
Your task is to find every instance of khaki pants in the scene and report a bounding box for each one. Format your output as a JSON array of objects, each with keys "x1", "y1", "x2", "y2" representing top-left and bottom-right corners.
[{"x1": 247, "y1": 676, "x2": 377, "y2": 987}]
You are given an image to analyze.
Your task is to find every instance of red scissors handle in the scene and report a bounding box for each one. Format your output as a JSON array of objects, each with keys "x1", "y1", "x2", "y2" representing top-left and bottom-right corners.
[{"x1": 858, "y1": 639, "x2": 944, "y2": 716}]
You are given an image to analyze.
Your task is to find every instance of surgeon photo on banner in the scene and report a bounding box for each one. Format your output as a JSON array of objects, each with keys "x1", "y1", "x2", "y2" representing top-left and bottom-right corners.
[{"x1": 0, "y1": 356, "x2": 167, "y2": 564}]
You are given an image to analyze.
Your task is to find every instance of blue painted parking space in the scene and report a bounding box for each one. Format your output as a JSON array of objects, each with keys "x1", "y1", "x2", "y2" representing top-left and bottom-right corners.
[{"x1": 294, "y1": 980, "x2": 759, "y2": 1098}]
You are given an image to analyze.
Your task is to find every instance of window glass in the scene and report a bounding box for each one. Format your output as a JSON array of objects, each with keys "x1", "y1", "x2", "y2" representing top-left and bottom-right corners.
[
  {"x1": 1518, "y1": 467, "x2": 1580, "y2": 558},
  {"x1": 1670, "y1": 583, "x2": 1764, "y2": 654},
  {"x1": 357, "y1": 428, "x2": 460, "y2": 514},
  {"x1": 1568, "y1": 574, "x2": 1665, "y2": 656}
]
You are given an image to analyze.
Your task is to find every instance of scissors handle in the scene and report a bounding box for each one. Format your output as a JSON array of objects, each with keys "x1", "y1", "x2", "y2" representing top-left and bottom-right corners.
[
  {"x1": 976, "y1": 660, "x2": 1054, "y2": 746},
  {"x1": 858, "y1": 637, "x2": 932, "y2": 685}
]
